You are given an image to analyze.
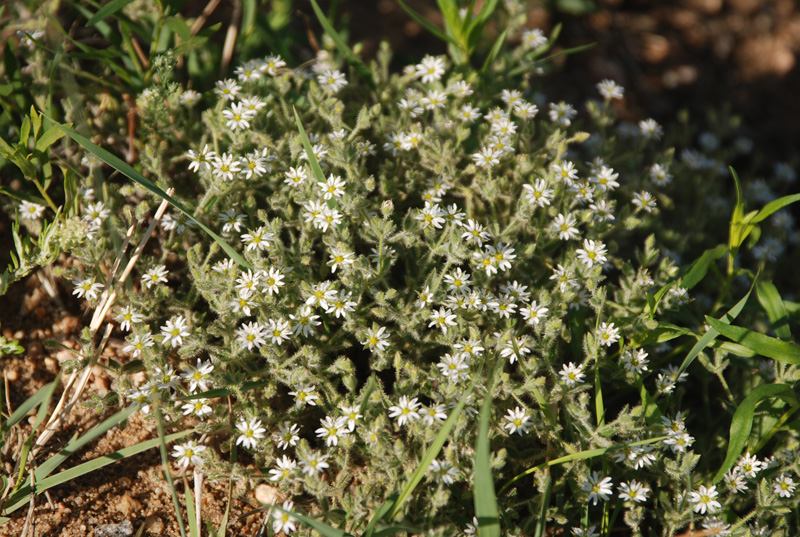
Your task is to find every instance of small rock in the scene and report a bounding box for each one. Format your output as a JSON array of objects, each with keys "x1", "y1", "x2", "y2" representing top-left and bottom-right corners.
[
  {"x1": 144, "y1": 516, "x2": 164, "y2": 534},
  {"x1": 94, "y1": 520, "x2": 133, "y2": 537},
  {"x1": 254, "y1": 483, "x2": 281, "y2": 505},
  {"x1": 6, "y1": 369, "x2": 18, "y2": 382},
  {"x1": 115, "y1": 494, "x2": 141, "y2": 517}
]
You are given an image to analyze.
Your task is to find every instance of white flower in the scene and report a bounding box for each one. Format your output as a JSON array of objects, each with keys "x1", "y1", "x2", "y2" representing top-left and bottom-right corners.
[
  {"x1": 339, "y1": 405, "x2": 363, "y2": 432},
  {"x1": 143, "y1": 265, "x2": 169, "y2": 289},
  {"x1": 429, "y1": 307, "x2": 457, "y2": 334},
  {"x1": 581, "y1": 472, "x2": 613, "y2": 505},
  {"x1": 266, "y1": 318, "x2": 291, "y2": 345},
  {"x1": 590, "y1": 166, "x2": 619, "y2": 191},
  {"x1": 688, "y1": 485, "x2": 721, "y2": 514},
  {"x1": 736, "y1": 452, "x2": 762, "y2": 478},
  {"x1": 235, "y1": 417, "x2": 266, "y2": 450},
  {"x1": 472, "y1": 147, "x2": 500, "y2": 168},
  {"x1": 72, "y1": 278, "x2": 104, "y2": 301},
  {"x1": 222, "y1": 102, "x2": 253, "y2": 131},
  {"x1": 388, "y1": 396, "x2": 421, "y2": 427},
  {"x1": 274, "y1": 422, "x2": 300, "y2": 450},
  {"x1": 262, "y1": 267, "x2": 284, "y2": 296},
  {"x1": 289, "y1": 385, "x2": 320, "y2": 406},
  {"x1": 289, "y1": 306, "x2": 321, "y2": 337},
  {"x1": 559, "y1": 362, "x2": 585, "y2": 387},
  {"x1": 428, "y1": 459, "x2": 458, "y2": 484},
  {"x1": 269, "y1": 455, "x2": 298, "y2": 482},
  {"x1": 237, "y1": 321, "x2": 267, "y2": 350},
  {"x1": 548, "y1": 102, "x2": 577, "y2": 126},
  {"x1": 520, "y1": 300, "x2": 549, "y2": 326},
  {"x1": 576, "y1": 239, "x2": 608, "y2": 268},
  {"x1": 160, "y1": 315, "x2": 190, "y2": 348},
  {"x1": 596, "y1": 322, "x2": 619, "y2": 347},
  {"x1": 416, "y1": 55, "x2": 446, "y2": 83},
  {"x1": 437, "y1": 353, "x2": 470, "y2": 382},
  {"x1": 305, "y1": 281, "x2": 337, "y2": 309},
  {"x1": 262, "y1": 54, "x2": 286, "y2": 75},
  {"x1": 632, "y1": 191, "x2": 657, "y2": 213},
  {"x1": 213, "y1": 79, "x2": 241, "y2": 101},
  {"x1": 328, "y1": 247, "x2": 355, "y2": 273},
  {"x1": 186, "y1": 145, "x2": 216, "y2": 172},
  {"x1": 318, "y1": 174, "x2": 346, "y2": 200},
  {"x1": 83, "y1": 201, "x2": 110, "y2": 226},
  {"x1": 301, "y1": 451, "x2": 330, "y2": 476},
  {"x1": 272, "y1": 501, "x2": 297, "y2": 535},
  {"x1": 618, "y1": 480, "x2": 649, "y2": 503},
  {"x1": 362, "y1": 326, "x2": 390, "y2": 353},
  {"x1": 181, "y1": 398, "x2": 213, "y2": 419},
  {"x1": 596, "y1": 79, "x2": 624, "y2": 100},
  {"x1": 180, "y1": 359, "x2": 214, "y2": 393},
  {"x1": 218, "y1": 209, "x2": 246, "y2": 233},
  {"x1": 504, "y1": 407, "x2": 532, "y2": 436},
  {"x1": 773, "y1": 474, "x2": 796, "y2": 498},
  {"x1": 325, "y1": 290, "x2": 357, "y2": 319},
  {"x1": 172, "y1": 440, "x2": 206, "y2": 471},
  {"x1": 523, "y1": 179, "x2": 554, "y2": 208},
  {"x1": 19, "y1": 201, "x2": 46, "y2": 220},
  {"x1": 522, "y1": 28, "x2": 548, "y2": 49},
  {"x1": 212, "y1": 152, "x2": 241, "y2": 181},
  {"x1": 315, "y1": 416, "x2": 350, "y2": 446},
  {"x1": 415, "y1": 202, "x2": 446, "y2": 229},
  {"x1": 241, "y1": 226, "x2": 274, "y2": 252},
  {"x1": 620, "y1": 348, "x2": 649, "y2": 374},
  {"x1": 317, "y1": 69, "x2": 348, "y2": 93},
  {"x1": 284, "y1": 166, "x2": 308, "y2": 186},
  {"x1": 123, "y1": 332, "x2": 154, "y2": 358},
  {"x1": 115, "y1": 306, "x2": 143, "y2": 332},
  {"x1": 421, "y1": 404, "x2": 448, "y2": 426},
  {"x1": 552, "y1": 213, "x2": 579, "y2": 240},
  {"x1": 639, "y1": 118, "x2": 663, "y2": 140}
]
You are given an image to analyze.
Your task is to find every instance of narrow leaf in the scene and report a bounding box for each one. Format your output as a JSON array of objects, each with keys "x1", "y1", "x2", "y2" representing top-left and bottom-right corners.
[
  {"x1": 678, "y1": 244, "x2": 727, "y2": 290},
  {"x1": 55, "y1": 122, "x2": 251, "y2": 269},
  {"x1": 272, "y1": 504, "x2": 350, "y2": 537},
  {"x1": 480, "y1": 29, "x2": 507, "y2": 75},
  {"x1": 676, "y1": 276, "x2": 757, "y2": 378},
  {"x1": 712, "y1": 384, "x2": 798, "y2": 483},
  {"x1": 474, "y1": 373, "x2": 500, "y2": 537},
  {"x1": 747, "y1": 193, "x2": 800, "y2": 225},
  {"x1": 86, "y1": 0, "x2": 136, "y2": 27},
  {"x1": 705, "y1": 317, "x2": 800, "y2": 365},
  {"x1": 397, "y1": 0, "x2": 460, "y2": 47},
  {"x1": 387, "y1": 377, "x2": 477, "y2": 520},
  {"x1": 35, "y1": 124, "x2": 69, "y2": 152},
  {"x1": 0, "y1": 381, "x2": 54, "y2": 435},
  {"x1": 756, "y1": 281, "x2": 792, "y2": 341}
]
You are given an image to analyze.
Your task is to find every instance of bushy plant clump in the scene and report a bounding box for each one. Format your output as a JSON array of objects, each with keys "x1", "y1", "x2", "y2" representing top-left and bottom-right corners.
[{"x1": 10, "y1": 12, "x2": 800, "y2": 537}]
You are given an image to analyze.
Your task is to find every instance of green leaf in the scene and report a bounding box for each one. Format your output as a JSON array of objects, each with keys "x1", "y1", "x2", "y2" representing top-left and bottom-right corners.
[
  {"x1": 308, "y1": 0, "x2": 375, "y2": 89},
  {"x1": 499, "y1": 437, "x2": 667, "y2": 495},
  {"x1": 676, "y1": 276, "x2": 757, "y2": 378},
  {"x1": 54, "y1": 121, "x2": 251, "y2": 269},
  {"x1": 0, "y1": 380, "x2": 54, "y2": 435},
  {"x1": 86, "y1": 0, "x2": 136, "y2": 27},
  {"x1": 756, "y1": 281, "x2": 792, "y2": 341},
  {"x1": 746, "y1": 193, "x2": 800, "y2": 225},
  {"x1": 480, "y1": 28, "x2": 507, "y2": 75},
  {"x1": 35, "y1": 124, "x2": 69, "y2": 152},
  {"x1": 396, "y1": 0, "x2": 460, "y2": 48},
  {"x1": 292, "y1": 107, "x2": 326, "y2": 185},
  {"x1": 705, "y1": 316, "x2": 800, "y2": 365},
  {"x1": 712, "y1": 384, "x2": 798, "y2": 483},
  {"x1": 678, "y1": 244, "x2": 727, "y2": 290},
  {"x1": 387, "y1": 376, "x2": 478, "y2": 520},
  {"x1": 474, "y1": 372, "x2": 500, "y2": 537}
]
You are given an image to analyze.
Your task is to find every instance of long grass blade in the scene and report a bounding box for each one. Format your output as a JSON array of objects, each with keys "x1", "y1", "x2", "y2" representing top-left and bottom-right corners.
[
  {"x1": 712, "y1": 384, "x2": 798, "y2": 483},
  {"x1": 55, "y1": 122, "x2": 251, "y2": 269},
  {"x1": 85, "y1": 0, "x2": 136, "y2": 27},
  {"x1": 474, "y1": 370, "x2": 500, "y2": 537},
  {"x1": 396, "y1": 0, "x2": 460, "y2": 48},
  {"x1": 705, "y1": 317, "x2": 800, "y2": 365}
]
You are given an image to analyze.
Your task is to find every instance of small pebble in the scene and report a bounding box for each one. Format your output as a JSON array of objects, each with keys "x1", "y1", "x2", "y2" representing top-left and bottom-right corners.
[
  {"x1": 6, "y1": 369, "x2": 18, "y2": 382},
  {"x1": 254, "y1": 483, "x2": 280, "y2": 505},
  {"x1": 94, "y1": 520, "x2": 133, "y2": 537},
  {"x1": 144, "y1": 516, "x2": 164, "y2": 534}
]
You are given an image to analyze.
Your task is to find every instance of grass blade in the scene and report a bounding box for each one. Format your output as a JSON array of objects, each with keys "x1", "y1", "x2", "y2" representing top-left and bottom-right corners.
[
  {"x1": 676, "y1": 276, "x2": 757, "y2": 378},
  {"x1": 746, "y1": 193, "x2": 800, "y2": 225},
  {"x1": 756, "y1": 281, "x2": 792, "y2": 341},
  {"x1": 0, "y1": 381, "x2": 55, "y2": 435},
  {"x1": 272, "y1": 504, "x2": 350, "y2": 537},
  {"x1": 85, "y1": 0, "x2": 136, "y2": 26},
  {"x1": 474, "y1": 370, "x2": 500, "y2": 537},
  {"x1": 678, "y1": 244, "x2": 727, "y2": 290},
  {"x1": 480, "y1": 28, "x2": 508, "y2": 75},
  {"x1": 293, "y1": 107, "x2": 326, "y2": 185},
  {"x1": 308, "y1": 0, "x2": 375, "y2": 89},
  {"x1": 499, "y1": 437, "x2": 667, "y2": 496},
  {"x1": 712, "y1": 384, "x2": 798, "y2": 483},
  {"x1": 705, "y1": 316, "x2": 800, "y2": 365},
  {"x1": 386, "y1": 377, "x2": 478, "y2": 520},
  {"x1": 397, "y1": 0, "x2": 460, "y2": 48},
  {"x1": 55, "y1": 121, "x2": 251, "y2": 269}
]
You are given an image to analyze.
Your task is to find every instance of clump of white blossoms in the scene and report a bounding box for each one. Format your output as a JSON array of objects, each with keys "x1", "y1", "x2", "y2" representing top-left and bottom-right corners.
[{"x1": 40, "y1": 12, "x2": 795, "y2": 536}]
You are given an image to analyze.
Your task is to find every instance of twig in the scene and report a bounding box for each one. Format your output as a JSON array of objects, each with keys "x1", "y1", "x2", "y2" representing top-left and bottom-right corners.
[
  {"x1": 194, "y1": 469, "x2": 202, "y2": 532},
  {"x1": 190, "y1": 0, "x2": 222, "y2": 35},
  {"x1": 220, "y1": 0, "x2": 241, "y2": 76},
  {"x1": 19, "y1": 468, "x2": 35, "y2": 537}
]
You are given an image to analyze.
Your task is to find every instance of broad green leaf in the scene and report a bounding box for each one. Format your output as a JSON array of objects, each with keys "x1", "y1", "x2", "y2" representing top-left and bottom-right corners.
[
  {"x1": 756, "y1": 281, "x2": 792, "y2": 341},
  {"x1": 712, "y1": 384, "x2": 798, "y2": 483},
  {"x1": 387, "y1": 376, "x2": 478, "y2": 520},
  {"x1": 85, "y1": 0, "x2": 136, "y2": 27},
  {"x1": 55, "y1": 122, "x2": 251, "y2": 269},
  {"x1": 705, "y1": 317, "x2": 800, "y2": 365},
  {"x1": 35, "y1": 124, "x2": 69, "y2": 152},
  {"x1": 499, "y1": 437, "x2": 667, "y2": 495},
  {"x1": 397, "y1": 0, "x2": 460, "y2": 48},
  {"x1": 308, "y1": 0, "x2": 375, "y2": 88},
  {"x1": 676, "y1": 276, "x2": 757, "y2": 378},
  {"x1": 474, "y1": 372, "x2": 500, "y2": 537},
  {"x1": 678, "y1": 244, "x2": 727, "y2": 290}
]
